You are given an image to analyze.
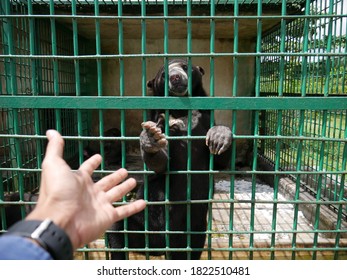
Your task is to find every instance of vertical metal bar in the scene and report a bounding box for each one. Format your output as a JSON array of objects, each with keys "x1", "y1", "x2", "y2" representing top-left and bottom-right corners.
[
  {"x1": 186, "y1": 0, "x2": 192, "y2": 260},
  {"x1": 141, "y1": 3, "x2": 147, "y2": 101},
  {"x1": 48, "y1": 0, "x2": 62, "y2": 135},
  {"x1": 94, "y1": 0, "x2": 105, "y2": 171},
  {"x1": 323, "y1": 0, "x2": 334, "y2": 98},
  {"x1": 48, "y1": 1, "x2": 57, "y2": 77},
  {"x1": 163, "y1": 0, "x2": 170, "y2": 187},
  {"x1": 290, "y1": 110, "x2": 305, "y2": 260},
  {"x1": 118, "y1": 0, "x2": 126, "y2": 169},
  {"x1": 163, "y1": 0, "x2": 170, "y2": 259},
  {"x1": 228, "y1": 0, "x2": 239, "y2": 260},
  {"x1": 290, "y1": 0, "x2": 311, "y2": 259},
  {"x1": 313, "y1": 0, "x2": 322, "y2": 94},
  {"x1": 0, "y1": 0, "x2": 8, "y2": 230},
  {"x1": 249, "y1": 0, "x2": 263, "y2": 260},
  {"x1": 331, "y1": 1, "x2": 339, "y2": 95},
  {"x1": 312, "y1": 0, "x2": 335, "y2": 260},
  {"x1": 116, "y1": 0, "x2": 128, "y2": 259},
  {"x1": 3, "y1": 0, "x2": 24, "y2": 206},
  {"x1": 334, "y1": 111, "x2": 345, "y2": 202},
  {"x1": 70, "y1": 0, "x2": 87, "y2": 259},
  {"x1": 312, "y1": 110, "x2": 328, "y2": 260},
  {"x1": 25, "y1": 1, "x2": 42, "y2": 186},
  {"x1": 140, "y1": 0, "x2": 150, "y2": 260},
  {"x1": 163, "y1": 0, "x2": 169, "y2": 100},
  {"x1": 163, "y1": 0, "x2": 170, "y2": 141},
  {"x1": 307, "y1": 4, "x2": 315, "y2": 95},
  {"x1": 209, "y1": 2, "x2": 215, "y2": 99},
  {"x1": 71, "y1": 0, "x2": 84, "y2": 166},
  {"x1": 277, "y1": 1, "x2": 286, "y2": 98},
  {"x1": 206, "y1": 0, "x2": 216, "y2": 261},
  {"x1": 288, "y1": 20, "x2": 296, "y2": 94},
  {"x1": 330, "y1": 112, "x2": 337, "y2": 201},
  {"x1": 301, "y1": 0, "x2": 310, "y2": 98},
  {"x1": 269, "y1": 0, "x2": 287, "y2": 260},
  {"x1": 333, "y1": 110, "x2": 347, "y2": 260},
  {"x1": 341, "y1": 10, "x2": 347, "y2": 93}
]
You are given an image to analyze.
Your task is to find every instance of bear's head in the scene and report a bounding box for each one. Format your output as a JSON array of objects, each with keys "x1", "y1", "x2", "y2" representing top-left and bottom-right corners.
[{"x1": 147, "y1": 59, "x2": 206, "y2": 97}]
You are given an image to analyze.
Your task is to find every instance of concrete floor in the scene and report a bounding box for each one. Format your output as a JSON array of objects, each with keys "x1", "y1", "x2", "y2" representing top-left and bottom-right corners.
[
  {"x1": 207, "y1": 178, "x2": 347, "y2": 260},
  {"x1": 76, "y1": 155, "x2": 347, "y2": 260},
  {"x1": 213, "y1": 179, "x2": 313, "y2": 244}
]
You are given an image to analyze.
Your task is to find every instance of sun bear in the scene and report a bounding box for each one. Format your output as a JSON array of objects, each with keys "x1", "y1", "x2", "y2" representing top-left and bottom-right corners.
[
  {"x1": 108, "y1": 59, "x2": 232, "y2": 259},
  {"x1": 83, "y1": 128, "x2": 122, "y2": 166}
]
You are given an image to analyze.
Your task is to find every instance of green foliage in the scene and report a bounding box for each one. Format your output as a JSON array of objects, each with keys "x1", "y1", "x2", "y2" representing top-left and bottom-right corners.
[{"x1": 261, "y1": 0, "x2": 347, "y2": 96}]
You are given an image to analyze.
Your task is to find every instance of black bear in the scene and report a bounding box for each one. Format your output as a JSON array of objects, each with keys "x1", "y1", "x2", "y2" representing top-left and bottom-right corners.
[
  {"x1": 83, "y1": 128, "x2": 122, "y2": 167},
  {"x1": 108, "y1": 59, "x2": 232, "y2": 259},
  {"x1": 0, "y1": 192, "x2": 38, "y2": 233}
]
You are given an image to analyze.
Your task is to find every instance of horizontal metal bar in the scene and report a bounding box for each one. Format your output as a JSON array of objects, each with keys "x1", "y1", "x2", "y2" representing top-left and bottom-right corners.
[
  {"x1": 1, "y1": 197, "x2": 345, "y2": 206},
  {"x1": 104, "y1": 228, "x2": 347, "y2": 236},
  {"x1": 2, "y1": 14, "x2": 346, "y2": 20},
  {"x1": 1, "y1": 52, "x2": 346, "y2": 59},
  {"x1": 1, "y1": 96, "x2": 346, "y2": 110},
  {"x1": 78, "y1": 247, "x2": 347, "y2": 253},
  {"x1": 1, "y1": 167, "x2": 346, "y2": 176},
  {"x1": 9, "y1": 0, "x2": 307, "y2": 6},
  {"x1": 0, "y1": 133, "x2": 345, "y2": 142}
]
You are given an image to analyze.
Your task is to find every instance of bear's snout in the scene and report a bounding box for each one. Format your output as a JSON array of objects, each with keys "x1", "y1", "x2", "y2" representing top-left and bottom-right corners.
[
  {"x1": 168, "y1": 74, "x2": 187, "y2": 95},
  {"x1": 168, "y1": 65, "x2": 188, "y2": 96},
  {"x1": 170, "y1": 74, "x2": 181, "y2": 83}
]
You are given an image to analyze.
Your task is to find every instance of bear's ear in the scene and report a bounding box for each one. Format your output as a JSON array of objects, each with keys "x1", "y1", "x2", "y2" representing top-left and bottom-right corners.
[
  {"x1": 147, "y1": 79, "x2": 154, "y2": 89},
  {"x1": 197, "y1": 66, "x2": 205, "y2": 76}
]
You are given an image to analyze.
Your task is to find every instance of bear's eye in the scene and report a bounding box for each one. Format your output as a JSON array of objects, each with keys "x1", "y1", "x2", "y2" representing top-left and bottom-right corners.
[{"x1": 182, "y1": 65, "x2": 188, "y2": 71}]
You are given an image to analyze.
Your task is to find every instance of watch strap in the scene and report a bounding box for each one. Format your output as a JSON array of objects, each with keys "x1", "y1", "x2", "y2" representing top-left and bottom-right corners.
[{"x1": 5, "y1": 219, "x2": 73, "y2": 260}]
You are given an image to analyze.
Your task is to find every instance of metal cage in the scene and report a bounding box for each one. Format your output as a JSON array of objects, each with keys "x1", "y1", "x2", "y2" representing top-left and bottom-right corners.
[{"x1": 0, "y1": 0, "x2": 346, "y2": 260}]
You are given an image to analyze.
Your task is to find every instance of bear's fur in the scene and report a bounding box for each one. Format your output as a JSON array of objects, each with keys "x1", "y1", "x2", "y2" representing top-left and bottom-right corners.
[
  {"x1": 83, "y1": 128, "x2": 122, "y2": 166},
  {"x1": 108, "y1": 59, "x2": 232, "y2": 259}
]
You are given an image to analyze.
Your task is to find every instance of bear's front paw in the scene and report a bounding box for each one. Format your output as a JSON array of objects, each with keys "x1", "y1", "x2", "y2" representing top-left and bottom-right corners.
[
  {"x1": 206, "y1": 126, "x2": 232, "y2": 155},
  {"x1": 140, "y1": 121, "x2": 168, "y2": 153}
]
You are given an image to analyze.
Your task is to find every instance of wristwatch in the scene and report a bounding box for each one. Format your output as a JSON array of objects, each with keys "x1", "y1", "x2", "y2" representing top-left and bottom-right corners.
[{"x1": 5, "y1": 219, "x2": 73, "y2": 260}]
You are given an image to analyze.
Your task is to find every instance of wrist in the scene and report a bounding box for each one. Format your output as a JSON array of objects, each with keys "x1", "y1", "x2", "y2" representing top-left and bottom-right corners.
[
  {"x1": 5, "y1": 219, "x2": 73, "y2": 260},
  {"x1": 26, "y1": 205, "x2": 80, "y2": 249}
]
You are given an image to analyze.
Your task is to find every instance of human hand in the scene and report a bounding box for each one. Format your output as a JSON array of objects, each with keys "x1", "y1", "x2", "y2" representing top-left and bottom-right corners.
[{"x1": 27, "y1": 130, "x2": 146, "y2": 249}]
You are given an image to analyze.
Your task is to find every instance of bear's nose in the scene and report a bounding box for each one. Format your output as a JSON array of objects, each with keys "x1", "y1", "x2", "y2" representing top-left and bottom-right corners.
[{"x1": 170, "y1": 74, "x2": 181, "y2": 82}]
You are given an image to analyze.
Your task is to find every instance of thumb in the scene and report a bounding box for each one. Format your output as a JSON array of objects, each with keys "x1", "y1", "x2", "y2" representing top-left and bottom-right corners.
[{"x1": 45, "y1": 130, "x2": 65, "y2": 159}]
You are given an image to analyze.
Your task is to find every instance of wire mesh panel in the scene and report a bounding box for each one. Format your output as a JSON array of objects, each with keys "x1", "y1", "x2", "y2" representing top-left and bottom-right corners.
[
  {"x1": 259, "y1": 0, "x2": 347, "y2": 244},
  {"x1": 1, "y1": 0, "x2": 347, "y2": 260},
  {"x1": 0, "y1": 0, "x2": 91, "y2": 227}
]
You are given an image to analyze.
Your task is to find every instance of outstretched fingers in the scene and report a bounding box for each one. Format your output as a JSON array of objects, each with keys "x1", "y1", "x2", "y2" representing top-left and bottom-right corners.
[
  {"x1": 79, "y1": 154, "x2": 102, "y2": 176},
  {"x1": 99, "y1": 169, "x2": 146, "y2": 221},
  {"x1": 112, "y1": 199, "x2": 146, "y2": 222},
  {"x1": 45, "y1": 130, "x2": 65, "y2": 160},
  {"x1": 97, "y1": 168, "x2": 130, "y2": 192},
  {"x1": 105, "y1": 177, "x2": 137, "y2": 203}
]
